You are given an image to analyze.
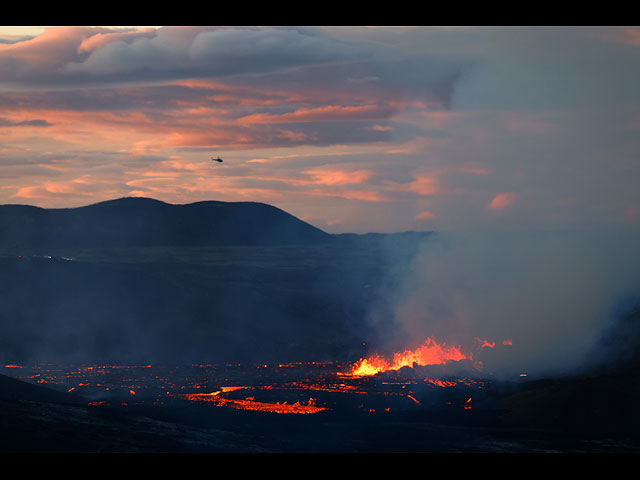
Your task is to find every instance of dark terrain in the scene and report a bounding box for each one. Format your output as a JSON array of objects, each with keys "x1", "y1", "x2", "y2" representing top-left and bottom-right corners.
[
  {"x1": 1, "y1": 364, "x2": 639, "y2": 453},
  {"x1": 1, "y1": 197, "x2": 639, "y2": 452}
]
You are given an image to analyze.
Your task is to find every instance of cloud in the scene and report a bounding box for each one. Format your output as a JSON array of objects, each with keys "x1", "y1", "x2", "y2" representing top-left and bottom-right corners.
[
  {"x1": 0, "y1": 117, "x2": 52, "y2": 127},
  {"x1": 599, "y1": 27, "x2": 640, "y2": 47},
  {"x1": 300, "y1": 168, "x2": 374, "y2": 186},
  {"x1": 488, "y1": 192, "x2": 517, "y2": 213},
  {"x1": 15, "y1": 177, "x2": 107, "y2": 200},
  {"x1": 414, "y1": 210, "x2": 435, "y2": 220},
  {"x1": 236, "y1": 104, "x2": 394, "y2": 125},
  {"x1": 383, "y1": 173, "x2": 439, "y2": 197},
  {"x1": 1, "y1": 27, "x2": 640, "y2": 234},
  {"x1": 77, "y1": 27, "x2": 158, "y2": 53},
  {"x1": 186, "y1": 27, "x2": 364, "y2": 71},
  {"x1": 0, "y1": 27, "x2": 373, "y2": 90}
]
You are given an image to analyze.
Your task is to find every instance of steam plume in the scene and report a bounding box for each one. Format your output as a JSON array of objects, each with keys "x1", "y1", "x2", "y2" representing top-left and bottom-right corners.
[{"x1": 379, "y1": 229, "x2": 640, "y2": 378}]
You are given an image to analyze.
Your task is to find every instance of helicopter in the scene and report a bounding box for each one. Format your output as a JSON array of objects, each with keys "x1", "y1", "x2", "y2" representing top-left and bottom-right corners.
[{"x1": 211, "y1": 156, "x2": 223, "y2": 163}]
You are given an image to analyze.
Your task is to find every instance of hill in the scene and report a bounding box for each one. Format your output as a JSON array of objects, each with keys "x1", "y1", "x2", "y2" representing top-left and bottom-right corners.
[
  {"x1": 0, "y1": 197, "x2": 331, "y2": 248},
  {"x1": 0, "y1": 198, "x2": 423, "y2": 366}
]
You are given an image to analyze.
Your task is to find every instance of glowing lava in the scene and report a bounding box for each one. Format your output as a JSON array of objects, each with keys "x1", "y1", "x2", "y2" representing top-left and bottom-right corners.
[
  {"x1": 347, "y1": 337, "x2": 474, "y2": 376},
  {"x1": 2, "y1": 360, "x2": 499, "y2": 416},
  {"x1": 179, "y1": 389, "x2": 327, "y2": 414}
]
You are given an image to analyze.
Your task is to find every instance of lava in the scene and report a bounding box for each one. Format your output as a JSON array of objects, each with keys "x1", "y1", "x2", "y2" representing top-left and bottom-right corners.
[
  {"x1": 1, "y1": 354, "x2": 505, "y2": 416},
  {"x1": 178, "y1": 390, "x2": 327, "y2": 414},
  {"x1": 347, "y1": 337, "x2": 474, "y2": 377}
]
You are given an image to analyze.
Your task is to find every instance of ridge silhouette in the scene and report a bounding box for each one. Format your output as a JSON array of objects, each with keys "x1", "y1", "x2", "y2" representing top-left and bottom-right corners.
[{"x1": 0, "y1": 197, "x2": 331, "y2": 248}]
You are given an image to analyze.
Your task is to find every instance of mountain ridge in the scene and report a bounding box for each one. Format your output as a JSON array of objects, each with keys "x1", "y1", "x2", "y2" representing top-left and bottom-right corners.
[{"x1": 0, "y1": 196, "x2": 332, "y2": 248}]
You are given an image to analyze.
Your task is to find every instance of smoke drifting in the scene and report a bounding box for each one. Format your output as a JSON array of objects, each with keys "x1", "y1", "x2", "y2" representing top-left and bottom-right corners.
[
  {"x1": 2, "y1": 197, "x2": 638, "y2": 380},
  {"x1": 379, "y1": 228, "x2": 640, "y2": 378}
]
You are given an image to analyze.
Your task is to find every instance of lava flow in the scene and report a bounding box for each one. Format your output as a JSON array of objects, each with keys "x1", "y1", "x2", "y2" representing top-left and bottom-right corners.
[
  {"x1": 179, "y1": 388, "x2": 327, "y2": 414},
  {"x1": 346, "y1": 337, "x2": 477, "y2": 377},
  {"x1": 2, "y1": 337, "x2": 509, "y2": 416}
]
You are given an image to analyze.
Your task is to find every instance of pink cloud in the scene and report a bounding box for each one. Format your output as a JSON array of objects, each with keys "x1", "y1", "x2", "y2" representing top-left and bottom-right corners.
[
  {"x1": 379, "y1": 173, "x2": 439, "y2": 199},
  {"x1": 77, "y1": 28, "x2": 158, "y2": 53},
  {"x1": 0, "y1": 27, "x2": 95, "y2": 64},
  {"x1": 370, "y1": 124, "x2": 395, "y2": 132},
  {"x1": 174, "y1": 79, "x2": 300, "y2": 108},
  {"x1": 415, "y1": 210, "x2": 435, "y2": 220},
  {"x1": 488, "y1": 192, "x2": 517, "y2": 213},
  {"x1": 400, "y1": 174, "x2": 439, "y2": 196},
  {"x1": 15, "y1": 179, "x2": 101, "y2": 200},
  {"x1": 457, "y1": 164, "x2": 489, "y2": 175},
  {"x1": 236, "y1": 104, "x2": 392, "y2": 125},
  {"x1": 301, "y1": 168, "x2": 374, "y2": 186},
  {"x1": 600, "y1": 27, "x2": 640, "y2": 47},
  {"x1": 410, "y1": 176, "x2": 438, "y2": 195}
]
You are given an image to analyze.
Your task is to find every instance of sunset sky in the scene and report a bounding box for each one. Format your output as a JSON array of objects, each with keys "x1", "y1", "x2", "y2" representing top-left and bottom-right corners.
[{"x1": 1, "y1": 26, "x2": 640, "y2": 233}]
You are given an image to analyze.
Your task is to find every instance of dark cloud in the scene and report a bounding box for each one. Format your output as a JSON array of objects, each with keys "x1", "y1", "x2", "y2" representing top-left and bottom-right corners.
[
  {"x1": 186, "y1": 27, "x2": 367, "y2": 74},
  {"x1": 229, "y1": 58, "x2": 467, "y2": 108},
  {"x1": 0, "y1": 117, "x2": 52, "y2": 127},
  {"x1": 0, "y1": 35, "x2": 36, "y2": 45},
  {"x1": 0, "y1": 27, "x2": 470, "y2": 111},
  {"x1": 0, "y1": 27, "x2": 376, "y2": 90}
]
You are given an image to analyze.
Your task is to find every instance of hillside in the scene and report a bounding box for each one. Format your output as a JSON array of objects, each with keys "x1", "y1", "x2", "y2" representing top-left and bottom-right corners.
[
  {"x1": 0, "y1": 197, "x2": 331, "y2": 248},
  {"x1": 0, "y1": 197, "x2": 422, "y2": 366}
]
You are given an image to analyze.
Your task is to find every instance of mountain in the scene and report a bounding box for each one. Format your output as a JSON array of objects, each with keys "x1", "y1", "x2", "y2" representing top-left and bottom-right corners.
[
  {"x1": 0, "y1": 197, "x2": 406, "y2": 366},
  {"x1": 0, "y1": 196, "x2": 432, "y2": 366},
  {"x1": 0, "y1": 197, "x2": 331, "y2": 248}
]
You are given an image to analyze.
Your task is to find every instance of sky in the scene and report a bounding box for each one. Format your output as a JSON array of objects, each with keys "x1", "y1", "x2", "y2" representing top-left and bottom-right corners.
[{"x1": 1, "y1": 26, "x2": 640, "y2": 234}]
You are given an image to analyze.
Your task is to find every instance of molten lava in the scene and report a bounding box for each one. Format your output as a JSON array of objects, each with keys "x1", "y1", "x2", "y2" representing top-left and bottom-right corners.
[
  {"x1": 179, "y1": 390, "x2": 327, "y2": 414},
  {"x1": 2, "y1": 339, "x2": 514, "y2": 417},
  {"x1": 347, "y1": 337, "x2": 473, "y2": 376}
]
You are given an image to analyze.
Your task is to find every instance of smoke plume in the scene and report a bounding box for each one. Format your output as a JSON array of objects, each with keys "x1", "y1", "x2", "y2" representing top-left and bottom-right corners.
[{"x1": 378, "y1": 228, "x2": 640, "y2": 378}]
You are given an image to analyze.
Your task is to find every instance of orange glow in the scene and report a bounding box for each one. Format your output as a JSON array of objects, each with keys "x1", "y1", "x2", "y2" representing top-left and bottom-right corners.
[
  {"x1": 301, "y1": 168, "x2": 374, "y2": 186},
  {"x1": 347, "y1": 338, "x2": 472, "y2": 377},
  {"x1": 77, "y1": 28, "x2": 158, "y2": 53},
  {"x1": 0, "y1": 27, "x2": 93, "y2": 63},
  {"x1": 179, "y1": 391, "x2": 327, "y2": 414},
  {"x1": 415, "y1": 210, "x2": 435, "y2": 220},
  {"x1": 3, "y1": 362, "x2": 496, "y2": 416},
  {"x1": 476, "y1": 338, "x2": 496, "y2": 349},
  {"x1": 425, "y1": 378, "x2": 458, "y2": 388},
  {"x1": 488, "y1": 192, "x2": 517, "y2": 213},
  {"x1": 405, "y1": 174, "x2": 439, "y2": 196},
  {"x1": 236, "y1": 104, "x2": 389, "y2": 125},
  {"x1": 458, "y1": 165, "x2": 489, "y2": 175}
]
